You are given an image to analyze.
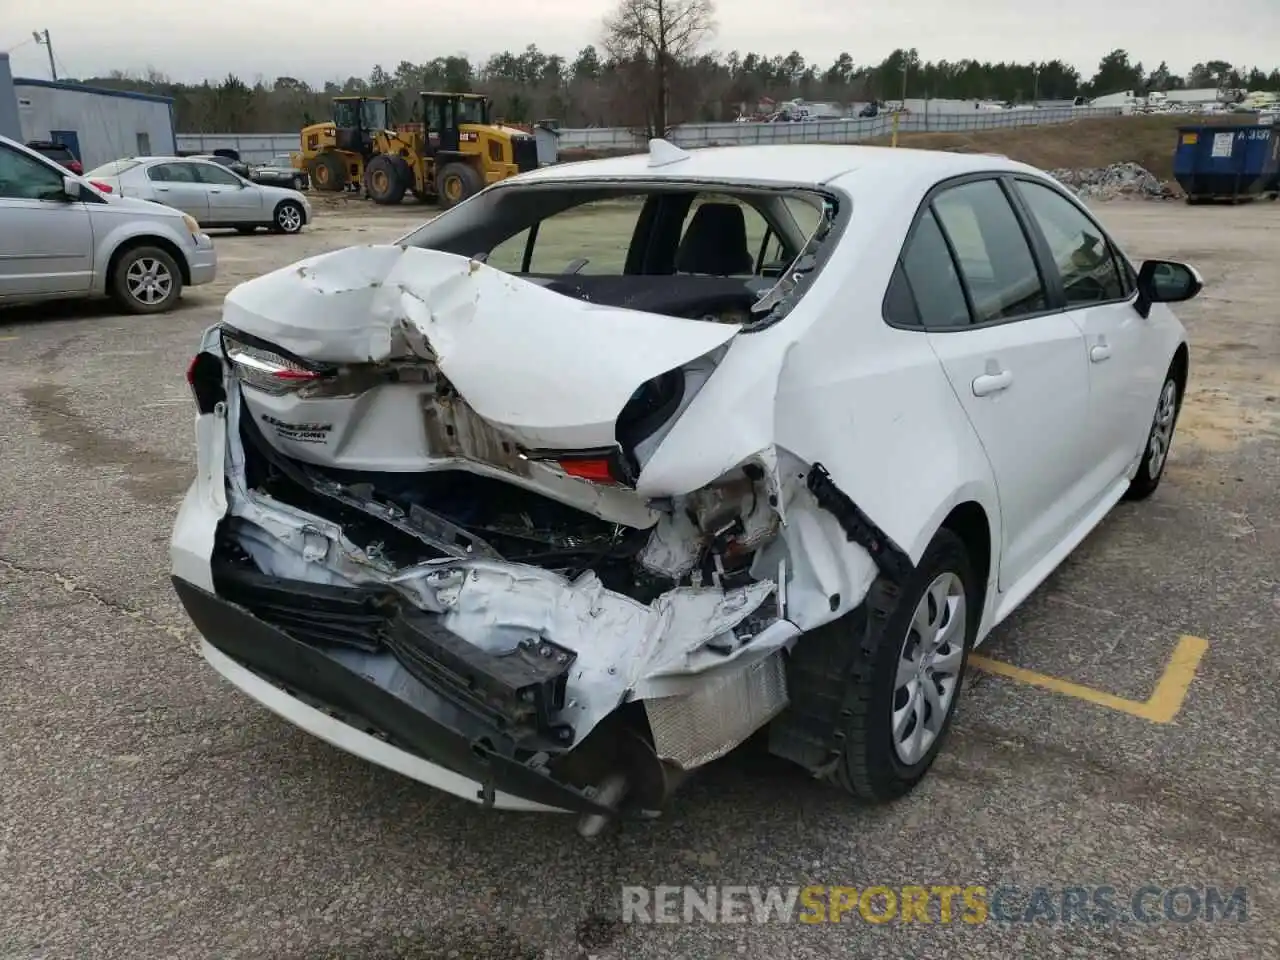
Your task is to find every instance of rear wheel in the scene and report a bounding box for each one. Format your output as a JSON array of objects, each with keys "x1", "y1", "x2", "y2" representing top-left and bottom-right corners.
[
  {"x1": 774, "y1": 528, "x2": 977, "y2": 803},
  {"x1": 436, "y1": 161, "x2": 482, "y2": 209},
  {"x1": 1125, "y1": 370, "x2": 1182, "y2": 500},
  {"x1": 309, "y1": 152, "x2": 346, "y2": 192},
  {"x1": 364, "y1": 154, "x2": 407, "y2": 205},
  {"x1": 111, "y1": 245, "x2": 183, "y2": 314}
]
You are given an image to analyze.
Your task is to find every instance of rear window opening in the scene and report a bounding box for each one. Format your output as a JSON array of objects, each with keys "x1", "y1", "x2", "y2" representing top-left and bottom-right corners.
[{"x1": 399, "y1": 180, "x2": 842, "y2": 329}]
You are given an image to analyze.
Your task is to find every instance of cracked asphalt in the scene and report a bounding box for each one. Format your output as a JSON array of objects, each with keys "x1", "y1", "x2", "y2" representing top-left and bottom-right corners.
[{"x1": 1, "y1": 200, "x2": 1277, "y2": 959}]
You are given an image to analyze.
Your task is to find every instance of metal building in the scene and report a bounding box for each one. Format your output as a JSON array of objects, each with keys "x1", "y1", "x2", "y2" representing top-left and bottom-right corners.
[
  {"x1": 12, "y1": 77, "x2": 176, "y2": 171},
  {"x1": 0, "y1": 54, "x2": 21, "y2": 141}
]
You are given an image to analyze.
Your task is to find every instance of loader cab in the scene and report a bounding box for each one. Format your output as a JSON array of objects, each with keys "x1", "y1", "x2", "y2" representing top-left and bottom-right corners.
[
  {"x1": 422, "y1": 92, "x2": 492, "y2": 155},
  {"x1": 331, "y1": 96, "x2": 389, "y2": 154}
]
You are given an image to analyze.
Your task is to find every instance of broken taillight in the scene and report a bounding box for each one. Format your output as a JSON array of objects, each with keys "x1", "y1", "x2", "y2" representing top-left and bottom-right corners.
[
  {"x1": 556, "y1": 457, "x2": 618, "y2": 483},
  {"x1": 220, "y1": 330, "x2": 327, "y2": 396}
]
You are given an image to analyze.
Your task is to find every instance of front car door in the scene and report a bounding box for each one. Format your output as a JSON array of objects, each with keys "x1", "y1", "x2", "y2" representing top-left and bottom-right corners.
[
  {"x1": 193, "y1": 161, "x2": 263, "y2": 224},
  {"x1": 0, "y1": 142, "x2": 94, "y2": 297},
  {"x1": 1008, "y1": 177, "x2": 1158, "y2": 489},
  {"x1": 145, "y1": 161, "x2": 210, "y2": 222},
  {"x1": 907, "y1": 176, "x2": 1095, "y2": 592}
]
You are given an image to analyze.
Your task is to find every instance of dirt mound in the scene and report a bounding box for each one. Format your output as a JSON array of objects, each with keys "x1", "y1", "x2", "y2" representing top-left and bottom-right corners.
[
  {"x1": 877, "y1": 114, "x2": 1242, "y2": 181},
  {"x1": 558, "y1": 115, "x2": 1243, "y2": 180}
]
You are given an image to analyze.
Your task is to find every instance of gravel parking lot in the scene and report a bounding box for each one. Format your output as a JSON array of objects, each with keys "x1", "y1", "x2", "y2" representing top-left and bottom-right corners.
[{"x1": 1, "y1": 198, "x2": 1277, "y2": 959}]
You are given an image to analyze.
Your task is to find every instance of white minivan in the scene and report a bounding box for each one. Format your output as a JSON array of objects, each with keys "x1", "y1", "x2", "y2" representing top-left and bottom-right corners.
[{"x1": 0, "y1": 134, "x2": 217, "y2": 314}]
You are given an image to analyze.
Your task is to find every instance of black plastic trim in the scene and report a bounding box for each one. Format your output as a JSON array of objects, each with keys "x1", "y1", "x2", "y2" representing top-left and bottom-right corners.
[
  {"x1": 173, "y1": 575, "x2": 613, "y2": 815},
  {"x1": 806, "y1": 463, "x2": 914, "y2": 583}
]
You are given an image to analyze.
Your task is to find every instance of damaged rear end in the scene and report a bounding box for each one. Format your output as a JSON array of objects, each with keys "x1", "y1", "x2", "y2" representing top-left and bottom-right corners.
[{"x1": 172, "y1": 217, "x2": 895, "y2": 825}]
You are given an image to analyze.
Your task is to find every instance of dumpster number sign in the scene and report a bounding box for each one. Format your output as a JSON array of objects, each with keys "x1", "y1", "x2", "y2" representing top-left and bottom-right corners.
[{"x1": 1211, "y1": 132, "x2": 1235, "y2": 157}]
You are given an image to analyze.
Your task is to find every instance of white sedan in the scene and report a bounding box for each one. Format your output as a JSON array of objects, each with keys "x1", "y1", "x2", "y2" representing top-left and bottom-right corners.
[
  {"x1": 84, "y1": 156, "x2": 311, "y2": 235},
  {"x1": 169, "y1": 140, "x2": 1200, "y2": 831}
]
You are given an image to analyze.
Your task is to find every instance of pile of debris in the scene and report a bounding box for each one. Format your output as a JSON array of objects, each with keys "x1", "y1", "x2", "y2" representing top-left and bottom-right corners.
[{"x1": 1048, "y1": 162, "x2": 1179, "y2": 201}]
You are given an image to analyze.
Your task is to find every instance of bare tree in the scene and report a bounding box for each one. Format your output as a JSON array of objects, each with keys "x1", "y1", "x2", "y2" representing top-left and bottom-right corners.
[{"x1": 602, "y1": 0, "x2": 716, "y2": 136}]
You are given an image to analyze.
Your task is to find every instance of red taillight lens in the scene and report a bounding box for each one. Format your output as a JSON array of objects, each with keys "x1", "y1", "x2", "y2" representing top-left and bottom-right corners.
[
  {"x1": 186, "y1": 354, "x2": 199, "y2": 386},
  {"x1": 69, "y1": 162, "x2": 83, "y2": 174},
  {"x1": 557, "y1": 458, "x2": 615, "y2": 482},
  {"x1": 90, "y1": 180, "x2": 112, "y2": 193},
  {"x1": 220, "y1": 331, "x2": 326, "y2": 395}
]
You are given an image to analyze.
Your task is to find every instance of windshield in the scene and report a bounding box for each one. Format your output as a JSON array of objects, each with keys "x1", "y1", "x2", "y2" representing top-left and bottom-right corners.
[
  {"x1": 360, "y1": 99, "x2": 388, "y2": 130},
  {"x1": 332, "y1": 99, "x2": 358, "y2": 128},
  {"x1": 457, "y1": 97, "x2": 489, "y2": 125},
  {"x1": 86, "y1": 159, "x2": 141, "y2": 177}
]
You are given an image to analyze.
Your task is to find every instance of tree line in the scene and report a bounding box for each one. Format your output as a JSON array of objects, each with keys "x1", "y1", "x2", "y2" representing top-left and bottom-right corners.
[{"x1": 64, "y1": 0, "x2": 1280, "y2": 136}]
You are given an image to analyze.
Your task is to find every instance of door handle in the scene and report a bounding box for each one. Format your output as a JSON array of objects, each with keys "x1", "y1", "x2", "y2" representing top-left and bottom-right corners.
[
  {"x1": 972, "y1": 369, "x2": 1013, "y2": 397},
  {"x1": 209, "y1": 189, "x2": 223, "y2": 194},
  {"x1": 1090, "y1": 341, "x2": 1112, "y2": 362},
  {"x1": 154, "y1": 186, "x2": 170, "y2": 192}
]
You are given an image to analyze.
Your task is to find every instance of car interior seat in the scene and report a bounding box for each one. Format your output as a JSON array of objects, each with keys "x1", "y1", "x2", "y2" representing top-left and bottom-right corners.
[{"x1": 676, "y1": 202, "x2": 754, "y2": 276}]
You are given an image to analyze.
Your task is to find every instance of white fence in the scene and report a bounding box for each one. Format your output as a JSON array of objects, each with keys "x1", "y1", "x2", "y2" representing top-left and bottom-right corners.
[{"x1": 178, "y1": 105, "x2": 1125, "y2": 164}]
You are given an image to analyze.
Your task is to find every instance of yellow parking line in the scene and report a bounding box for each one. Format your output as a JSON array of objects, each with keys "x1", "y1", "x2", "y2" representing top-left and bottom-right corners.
[
  {"x1": 970, "y1": 635, "x2": 1209, "y2": 724},
  {"x1": 0, "y1": 335, "x2": 18, "y2": 341}
]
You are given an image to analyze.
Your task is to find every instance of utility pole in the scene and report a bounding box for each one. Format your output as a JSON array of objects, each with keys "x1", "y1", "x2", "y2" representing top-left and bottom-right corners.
[
  {"x1": 1033, "y1": 65, "x2": 1041, "y2": 107},
  {"x1": 32, "y1": 29, "x2": 57, "y2": 81}
]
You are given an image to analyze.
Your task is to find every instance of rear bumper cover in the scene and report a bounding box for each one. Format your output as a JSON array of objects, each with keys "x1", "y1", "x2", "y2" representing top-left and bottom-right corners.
[{"x1": 172, "y1": 575, "x2": 613, "y2": 815}]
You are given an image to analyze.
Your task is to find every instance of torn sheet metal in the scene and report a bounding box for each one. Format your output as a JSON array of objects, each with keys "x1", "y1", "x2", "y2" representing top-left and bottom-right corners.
[
  {"x1": 220, "y1": 244, "x2": 740, "y2": 450},
  {"x1": 220, "y1": 387, "x2": 792, "y2": 743}
]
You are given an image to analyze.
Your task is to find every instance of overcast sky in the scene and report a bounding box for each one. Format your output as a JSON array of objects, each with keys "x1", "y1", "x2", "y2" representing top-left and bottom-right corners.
[{"x1": 4, "y1": 0, "x2": 1276, "y2": 85}]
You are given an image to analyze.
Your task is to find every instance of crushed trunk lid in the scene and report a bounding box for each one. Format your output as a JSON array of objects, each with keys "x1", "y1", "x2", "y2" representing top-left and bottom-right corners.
[{"x1": 219, "y1": 244, "x2": 741, "y2": 450}]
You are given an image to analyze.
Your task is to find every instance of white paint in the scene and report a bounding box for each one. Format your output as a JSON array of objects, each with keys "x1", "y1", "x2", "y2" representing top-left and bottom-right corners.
[
  {"x1": 221, "y1": 244, "x2": 738, "y2": 450},
  {"x1": 169, "y1": 141, "x2": 1194, "y2": 809}
]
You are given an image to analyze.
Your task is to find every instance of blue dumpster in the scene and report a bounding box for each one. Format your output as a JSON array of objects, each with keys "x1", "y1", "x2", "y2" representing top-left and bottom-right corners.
[{"x1": 1173, "y1": 123, "x2": 1280, "y2": 203}]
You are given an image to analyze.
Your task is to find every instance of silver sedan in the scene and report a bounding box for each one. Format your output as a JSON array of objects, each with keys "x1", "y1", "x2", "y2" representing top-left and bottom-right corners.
[{"x1": 84, "y1": 156, "x2": 312, "y2": 235}]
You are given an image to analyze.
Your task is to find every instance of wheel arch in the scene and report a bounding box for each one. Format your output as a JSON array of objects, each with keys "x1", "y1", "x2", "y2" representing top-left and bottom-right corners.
[
  {"x1": 1170, "y1": 341, "x2": 1190, "y2": 400},
  {"x1": 938, "y1": 499, "x2": 993, "y2": 635},
  {"x1": 273, "y1": 197, "x2": 307, "y2": 225},
  {"x1": 103, "y1": 233, "x2": 191, "y2": 293}
]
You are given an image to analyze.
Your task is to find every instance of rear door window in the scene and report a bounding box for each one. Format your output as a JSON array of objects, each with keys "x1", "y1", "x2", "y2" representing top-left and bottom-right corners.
[
  {"x1": 899, "y1": 208, "x2": 971, "y2": 328},
  {"x1": 932, "y1": 179, "x2": 1049, "y2": 323}
]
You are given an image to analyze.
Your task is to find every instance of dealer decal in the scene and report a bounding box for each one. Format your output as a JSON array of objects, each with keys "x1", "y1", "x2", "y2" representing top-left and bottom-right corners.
[{"x1": 261, "y1": 414, "x2": 333, "y2": 444}]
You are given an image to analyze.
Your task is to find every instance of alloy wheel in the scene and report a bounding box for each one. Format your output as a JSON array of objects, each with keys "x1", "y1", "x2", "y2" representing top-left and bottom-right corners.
[
  {"x1": 277, "y1": 205, "x2": 302, "y2": 233},
  {"x1": 125, "y1": 257, "x2": 174, "y2": 305},
  {"x1": 892, "y1": 572, "x2": 967, "y2": 766},
  {"x1": 1147, "y1": 379, "x2": 1178, "y2": 478}
]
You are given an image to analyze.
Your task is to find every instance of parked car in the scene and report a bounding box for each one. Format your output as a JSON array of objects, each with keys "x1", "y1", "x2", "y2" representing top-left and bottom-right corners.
[
  {"x1": 250, "y1": 154, "x2": 307, "y2": 191},
  {"x1": 84, "y1": 156, "x2": 312, "y2": 235},
  {"x1": 25, "y1": 139, "x2": 83, "y2": 175},
  {"x1": 0, "y1": 134, "x2": 216, "y2": 314},
  {"x1": 193, "y1": 150, "x2": 252, "y2": 179},
  {"x1": 170, "y1": 141, "x2": 1200, "y2": 831}
]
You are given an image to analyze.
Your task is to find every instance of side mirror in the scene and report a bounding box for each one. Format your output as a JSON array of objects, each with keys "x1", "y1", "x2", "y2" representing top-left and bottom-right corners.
[
  {"x1": 62, "y1": 175, "x2": 82, "y2": 200},
  {"x1": 1135, "y1": 259, "x2": 1203, "y2": 318}
]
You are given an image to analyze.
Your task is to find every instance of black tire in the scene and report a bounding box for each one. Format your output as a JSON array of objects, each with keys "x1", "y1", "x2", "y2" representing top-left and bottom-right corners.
[
  {"x1": 110, "y1": 244, "x2": 183, "y2": 314},
  {"x1": 291, "y1": 175, "x2": 303, "y2": 191},
  {"x1": 774, "y1": 528, "x2": 978, "y2": 803},
  {"x1": 309, "y1": 152, "x2": 346, "y2": 192},
  {"x1": 364, "y1": 154, "x2": 407, "y2": 205},
  {"x1": 235, "y1": 225, "x2": 257, "y2": 235},
  {"x1": 435, "y1": 161, "x2": 482, "y2": 209},
  {"x1": 270, "y1": 201, "x2": 305, "y2": 234},
  {"x1": 1124, "y1": 368, "x2": 1183, "y2": 501}
]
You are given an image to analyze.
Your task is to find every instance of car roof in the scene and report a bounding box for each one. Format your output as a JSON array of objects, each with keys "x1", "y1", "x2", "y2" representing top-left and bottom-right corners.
[{"x1": 512, "y1": 142, "x2": 1037, "y2": 188}]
